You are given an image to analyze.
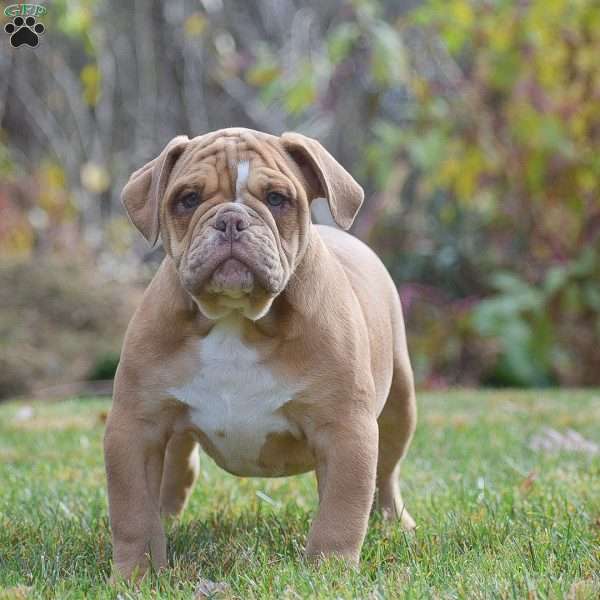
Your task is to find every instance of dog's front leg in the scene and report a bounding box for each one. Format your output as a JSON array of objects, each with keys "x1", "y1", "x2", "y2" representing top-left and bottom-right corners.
[
  {"x1": 104, "y1": 406, "x2": 167, "y2": 581},
  {"x1": 306, "y1": 417, "x2": 378, "y2": 565}
]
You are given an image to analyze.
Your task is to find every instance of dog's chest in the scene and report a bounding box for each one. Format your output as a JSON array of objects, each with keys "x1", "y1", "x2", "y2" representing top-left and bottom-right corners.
[{"x1": 168, "y1": 319, "x2": 303, "y2": 476}]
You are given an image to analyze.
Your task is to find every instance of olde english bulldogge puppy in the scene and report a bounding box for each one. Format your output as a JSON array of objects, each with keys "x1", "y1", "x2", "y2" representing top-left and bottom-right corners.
[{"x1": 104, "y1": 128, "x2": 416, "y2": 579}]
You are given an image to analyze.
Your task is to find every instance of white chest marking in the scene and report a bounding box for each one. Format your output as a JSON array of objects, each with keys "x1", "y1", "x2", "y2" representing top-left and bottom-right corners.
[
  {"x1": 235, "y1": 160, "x2": 250, "y2": 203},
  {"x1": 168, "y1": 318, "x2": 301, "y2": 475}
]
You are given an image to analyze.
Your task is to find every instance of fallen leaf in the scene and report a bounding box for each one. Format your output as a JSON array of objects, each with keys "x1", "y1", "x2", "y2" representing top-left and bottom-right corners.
[
  {"x1": 567, "y1": 579, "x2": 600, "y2": 600},
  {"x1": 195, "y1": 578, "x2": 230, "y2": 599},
  {"x1": 0, "y1": 586, "x2": 32, "y2": 600},
  {"x1": 519, "y1": 471, "x2": 538, "y2": 494},
  {"x1": 529, "y1": 427, "x2": 599, "y2": 455},
  {"x1": 13, "y1": 406, "x2": 34, "y2": 422}
]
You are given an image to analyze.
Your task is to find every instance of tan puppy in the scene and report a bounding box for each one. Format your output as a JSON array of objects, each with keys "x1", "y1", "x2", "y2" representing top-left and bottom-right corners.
[{"x1": 104, "y1": 128, "x2": 416, "y2": 580}]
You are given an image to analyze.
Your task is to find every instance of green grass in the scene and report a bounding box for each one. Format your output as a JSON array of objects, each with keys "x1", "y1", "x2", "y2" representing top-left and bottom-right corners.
[{"x1": 0, "y1": 390, "x2": 599, "y2": 599}]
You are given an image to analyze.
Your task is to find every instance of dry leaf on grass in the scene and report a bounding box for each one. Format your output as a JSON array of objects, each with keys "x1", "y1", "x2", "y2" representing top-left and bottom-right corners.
[
  {"x1": 13, "y1": 406, "x2": 33, "y2": 422},
  {"x1": 519, "y1": 471, "x2": 538, "y2": 494},
  {"x1": 567, "y1": 579, "x2": 600, "y2": 600},
  {"x1": 529, "y1": 427, "x2": 599, "y2": 455},
  {"x1": 195, "y1": 578, "x2": 230, "y2": 599},
  {"x1": 0, "y1": 586, "x2": 32, "y2": 600}
]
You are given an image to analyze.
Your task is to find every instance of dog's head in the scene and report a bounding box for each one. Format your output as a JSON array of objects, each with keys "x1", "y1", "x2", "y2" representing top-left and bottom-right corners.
[{"x1": 122, "y1": 128, "x2": 363, "y2": 320}]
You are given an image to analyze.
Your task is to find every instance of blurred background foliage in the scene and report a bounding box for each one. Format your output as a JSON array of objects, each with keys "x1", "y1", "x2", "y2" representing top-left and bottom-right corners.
[{"x1": 0, "y1": 0, "x2": 599, "y2": 398}]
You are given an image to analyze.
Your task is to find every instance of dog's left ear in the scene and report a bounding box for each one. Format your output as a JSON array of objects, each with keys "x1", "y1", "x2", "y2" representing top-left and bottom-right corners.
[
  {"x1": 281, "y1": 132, "x2": 364, "y2": 230},
  {"x1": 121, "y1": 135, "x2": 190, "y2": 246}
]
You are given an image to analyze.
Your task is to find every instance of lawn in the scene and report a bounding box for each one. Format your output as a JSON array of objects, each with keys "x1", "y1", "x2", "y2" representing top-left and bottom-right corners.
[{"x1": 0, "y1": 390, "x2": 599, "y2": 599}]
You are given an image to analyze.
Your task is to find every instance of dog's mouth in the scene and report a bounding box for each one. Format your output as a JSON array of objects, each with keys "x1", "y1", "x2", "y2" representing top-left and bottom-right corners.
[
  {"x1": 204, "y1": 258, "x2": 255, "y2": 298},
  {"x1": 182, "y1": 251, "x2": 281, "y2": 320},
  {"x1": 178, "y1": 218, "x2": 288, "y2": 321},
  {"x1": 181, "y1": 249, "x2": 281, "y2": 301},
  {"x1": 180, "y1": 236, "x2": 286, "y2": 320}
]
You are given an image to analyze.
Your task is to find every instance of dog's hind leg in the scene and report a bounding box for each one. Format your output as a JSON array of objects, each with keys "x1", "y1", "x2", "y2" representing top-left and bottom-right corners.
[
  {"x1": 375, "y1": 318, "x2": 417, "y2": 529},
  {"x1": 159, "y1": 431, "x2": 200, "y2": 518}
]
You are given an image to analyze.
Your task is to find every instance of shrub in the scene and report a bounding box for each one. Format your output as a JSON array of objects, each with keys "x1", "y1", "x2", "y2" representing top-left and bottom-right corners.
[
  {"x1": 372, "y1": 0, "x2": 600, "y2": 386},
  {"x1": 0, "y1": 258, "x2": 134, "y2": 399}
]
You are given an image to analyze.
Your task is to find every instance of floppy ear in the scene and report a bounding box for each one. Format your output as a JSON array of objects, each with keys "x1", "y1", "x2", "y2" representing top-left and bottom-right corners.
[
  {"x1": 280, "y1": 132, "x2": 364, "y2": 230},
  {"x1": 121, "y1": 135, "x2": 190, "y2": 246}
]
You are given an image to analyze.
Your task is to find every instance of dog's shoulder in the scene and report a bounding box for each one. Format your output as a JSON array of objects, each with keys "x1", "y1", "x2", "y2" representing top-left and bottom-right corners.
[
  {"x1": 315, "y1": 225, "x2": 398, "y2": 301},
  {"x1": 115, "y1": 259, "x2": 211, "y2": 390}
]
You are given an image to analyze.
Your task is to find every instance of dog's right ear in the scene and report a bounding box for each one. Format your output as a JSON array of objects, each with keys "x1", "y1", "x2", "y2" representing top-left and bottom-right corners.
[{"x1": 121, "y1": 136, "x2": 190, "y2": 246}]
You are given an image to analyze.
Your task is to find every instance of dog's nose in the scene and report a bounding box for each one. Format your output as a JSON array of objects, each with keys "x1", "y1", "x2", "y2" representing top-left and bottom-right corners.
[{"x1": 214, "y1": 208, "x2": 249, "y2": 239}]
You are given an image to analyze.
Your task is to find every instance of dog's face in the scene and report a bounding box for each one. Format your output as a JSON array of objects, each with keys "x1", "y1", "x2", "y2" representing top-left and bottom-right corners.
[{"x1": 122, "y1": 128, "x2": 363, "y2": 320}]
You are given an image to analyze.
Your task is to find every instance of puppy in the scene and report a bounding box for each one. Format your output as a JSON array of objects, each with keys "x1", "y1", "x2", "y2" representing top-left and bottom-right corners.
[{"x1": 104, "y1": 128, "x2": 416, "y2": 579}]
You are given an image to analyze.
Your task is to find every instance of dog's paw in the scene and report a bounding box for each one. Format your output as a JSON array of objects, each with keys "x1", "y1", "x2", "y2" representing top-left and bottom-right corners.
[
  {"x1": 4, "y1": 16, "x2": 45, "y2": 48},
  {"x1": 379, "y1": 502, "x2": 417, "y2": 530},
  {"x1": 398, "y1": 508, "x2": 416, "y2": 531},
  {"x1": 108, "y1": 561, "x2": 153, "y2": 586}
]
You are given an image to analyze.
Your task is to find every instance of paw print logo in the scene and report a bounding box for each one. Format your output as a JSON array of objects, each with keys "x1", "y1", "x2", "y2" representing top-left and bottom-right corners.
[{"x1": 4, "y1": 15, "x2": 45, "y2": 48}]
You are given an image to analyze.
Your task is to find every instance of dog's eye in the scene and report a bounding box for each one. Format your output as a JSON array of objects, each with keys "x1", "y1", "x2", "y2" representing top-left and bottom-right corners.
[
  {"x1": 174, "y1": 192, "x2": 200, "y2": 214},
  {"x1": 266, "y1": 191, "x2": 286, "y2": 208}
]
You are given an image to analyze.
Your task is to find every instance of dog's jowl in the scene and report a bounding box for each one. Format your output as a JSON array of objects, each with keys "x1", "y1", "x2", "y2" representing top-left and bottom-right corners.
[{"x1": 104, "y1": 128, "x2": 417, "y2": 580}]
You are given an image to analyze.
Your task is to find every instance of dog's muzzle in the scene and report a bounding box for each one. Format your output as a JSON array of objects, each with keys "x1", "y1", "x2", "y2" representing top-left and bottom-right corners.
[{"x1": 180, "y1": 204, "x2": 283, "y2": 298}]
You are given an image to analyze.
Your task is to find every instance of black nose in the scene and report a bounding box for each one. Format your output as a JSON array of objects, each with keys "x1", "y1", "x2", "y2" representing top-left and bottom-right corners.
[{"x1": 214, "y1": 208, "x2": 249, "y2": 239}]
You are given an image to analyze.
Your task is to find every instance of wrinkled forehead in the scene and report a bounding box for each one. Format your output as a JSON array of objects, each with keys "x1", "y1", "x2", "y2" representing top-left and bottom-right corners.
[{"x1": 171, "y1": 129, "x2": 298, "y2": 194}]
